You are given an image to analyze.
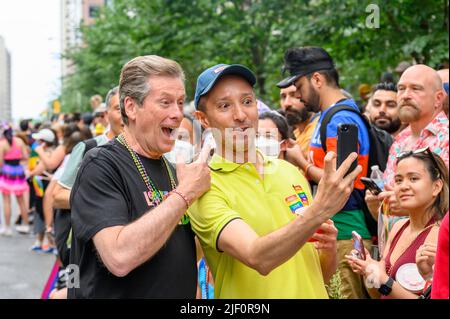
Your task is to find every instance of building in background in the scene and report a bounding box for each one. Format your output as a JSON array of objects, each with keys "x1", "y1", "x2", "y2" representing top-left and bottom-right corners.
[
  {"x1": 0, "y1": 36, "x2": 11, "y2": 122},
  {"x1": 61, "y1": 0, "x2": 82, "y2": 78},
  {"x1": 61, "y1": 0, "x2": 106, "y2": 78}
]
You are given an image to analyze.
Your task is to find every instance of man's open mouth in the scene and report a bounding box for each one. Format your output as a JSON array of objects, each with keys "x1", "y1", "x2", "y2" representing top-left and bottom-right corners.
[{"x1": 162, "y1": 127, "x2": 176, "y2": 139}]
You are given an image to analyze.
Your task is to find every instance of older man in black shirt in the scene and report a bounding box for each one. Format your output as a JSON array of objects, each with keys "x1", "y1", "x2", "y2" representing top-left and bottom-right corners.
[{"x1": 69, "y1": 55, "x2": 211, "y2": 298}]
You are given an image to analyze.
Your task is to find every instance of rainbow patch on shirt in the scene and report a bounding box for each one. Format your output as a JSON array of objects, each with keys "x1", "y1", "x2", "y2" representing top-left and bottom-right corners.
[
  {"x1": 285, "y1": 194, "x2": 304, "y2": 215},
  {"x1": 293, "y1": 185, "x2": 309, "y2": 206},
  {"x1": 143, "y1": 190, "x2": 190, "y2": 225},
  {"x1": 143, "y1": 189, "x2": 167, "y2": 207}
]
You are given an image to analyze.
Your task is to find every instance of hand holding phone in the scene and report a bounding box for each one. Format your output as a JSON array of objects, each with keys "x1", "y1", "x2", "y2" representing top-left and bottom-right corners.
[
  {"x1": 352, "y1": 230, "x2": 366, "y2": 260},
  {"x1": 337, "y1": 123, "x2": 358, "y2": 177},
  {"x1": 360, "y1": 177, "x2": 383, "y2": 195}
]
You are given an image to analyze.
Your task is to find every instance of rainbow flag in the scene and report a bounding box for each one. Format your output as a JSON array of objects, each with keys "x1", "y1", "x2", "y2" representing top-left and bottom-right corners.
[
  {"x1": 32, "y1": 176, "x2": 44, "y2": 197},
  {"x1": 41, "y1": 261, "x2": 59, "y2": 299}
]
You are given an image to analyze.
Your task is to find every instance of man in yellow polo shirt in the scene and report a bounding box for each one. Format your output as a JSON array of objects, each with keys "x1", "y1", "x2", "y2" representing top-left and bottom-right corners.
[{"x1": 189, "y1": 63, "x2": 362, "y2": 298}]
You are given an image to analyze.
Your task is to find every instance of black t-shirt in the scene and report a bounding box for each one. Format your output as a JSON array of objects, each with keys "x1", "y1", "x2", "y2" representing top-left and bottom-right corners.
[{"x1": 68, "y1": 139, "x2": 197, "y2": 299}]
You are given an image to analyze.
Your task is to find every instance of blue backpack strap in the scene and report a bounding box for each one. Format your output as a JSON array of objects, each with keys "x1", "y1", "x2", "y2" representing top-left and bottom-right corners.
[{"x1": 320, "y1": 104, "x2": 364, "y2": 152}]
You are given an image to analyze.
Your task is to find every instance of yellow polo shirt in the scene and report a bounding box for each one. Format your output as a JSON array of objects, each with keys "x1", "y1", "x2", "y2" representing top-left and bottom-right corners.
[{"x1": 188, "y1": 152, "x2": 328, "y2": 299}]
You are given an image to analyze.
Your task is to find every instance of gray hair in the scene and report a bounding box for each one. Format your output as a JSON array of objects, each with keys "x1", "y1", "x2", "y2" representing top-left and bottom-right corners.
[
  {"x1": 119, "y1": 55, "x2": 185, "y2": 125},
  {"x1": 105, "y1": 85, "x2": 119, "y2": 109}
]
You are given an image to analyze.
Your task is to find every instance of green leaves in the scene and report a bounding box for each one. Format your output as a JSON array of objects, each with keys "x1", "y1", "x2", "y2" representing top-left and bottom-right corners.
[{"x1": 61, "y1": 0, "x2": 448, "y2": 113}]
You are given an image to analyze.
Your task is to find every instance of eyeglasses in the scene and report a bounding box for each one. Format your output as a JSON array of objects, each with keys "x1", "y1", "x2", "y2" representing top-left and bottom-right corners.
[{"x1": 397, "y1": 147, "x2": 441, "y2": 178}]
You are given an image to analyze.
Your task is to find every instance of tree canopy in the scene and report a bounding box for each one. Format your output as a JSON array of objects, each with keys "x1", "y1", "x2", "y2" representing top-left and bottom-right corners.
[{"x1": 61, "y1": 0, "x2": 449, "y2": 112}]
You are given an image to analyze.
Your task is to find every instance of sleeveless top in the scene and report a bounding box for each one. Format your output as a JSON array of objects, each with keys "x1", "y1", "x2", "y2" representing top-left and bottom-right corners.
[
  {"x1": 3, "y1": 138, "x2": 23, "y2": 161},
  {"x1": 384, "y1": 217, "x2": 435, "y2": 290}
]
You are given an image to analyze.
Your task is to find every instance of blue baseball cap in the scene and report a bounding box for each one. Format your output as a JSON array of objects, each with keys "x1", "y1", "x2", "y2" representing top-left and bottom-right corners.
[
  {"x1": 194, "y1": 64, "x2": 256, "y2": 109},
  {"x1": 443, "y1": 82, "x2": 449, "y2": 95}
]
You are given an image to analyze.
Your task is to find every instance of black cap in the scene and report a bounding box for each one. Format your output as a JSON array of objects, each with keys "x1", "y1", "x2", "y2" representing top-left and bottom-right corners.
[{"x1": 277, "y1": 47, "x2": 335, "y2": 88}]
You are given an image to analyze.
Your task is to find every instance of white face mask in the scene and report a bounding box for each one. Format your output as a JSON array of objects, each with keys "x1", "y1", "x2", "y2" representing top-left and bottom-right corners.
[
  {"x1": 255, "y1": 136, "x2": 282, "y2": 158},
  {"x1": 164, "y1": 139, "x2": 194, "y2": 164}
]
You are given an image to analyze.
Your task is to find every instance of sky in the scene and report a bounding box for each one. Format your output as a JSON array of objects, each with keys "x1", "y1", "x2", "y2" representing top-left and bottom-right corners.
[{"x1": 0, "y1": 0, "x2": 61, "y2": 122}]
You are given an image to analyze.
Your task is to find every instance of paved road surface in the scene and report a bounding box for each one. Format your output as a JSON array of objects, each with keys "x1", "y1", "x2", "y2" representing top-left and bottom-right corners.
[{"x1": 0, "y1": 199, "x2": 55, "y2": 299}]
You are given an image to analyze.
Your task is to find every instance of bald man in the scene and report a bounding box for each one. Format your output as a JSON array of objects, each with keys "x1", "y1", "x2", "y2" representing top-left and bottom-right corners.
[
  {"x1": 437, "y1": 69, "x2": 449, "y2": 117},
  {"x1": 365, "y1": 65, "x2": 449, "y2": 220}
]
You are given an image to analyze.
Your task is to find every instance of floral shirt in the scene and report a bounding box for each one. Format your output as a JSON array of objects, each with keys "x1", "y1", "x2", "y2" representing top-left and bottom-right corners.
[{"x1": 384, "y1": 111, "x2": 449, "y2": 186}]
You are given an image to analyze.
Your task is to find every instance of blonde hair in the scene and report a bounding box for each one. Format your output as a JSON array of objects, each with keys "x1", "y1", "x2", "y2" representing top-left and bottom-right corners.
[{"x1": 90, "y1": 94, "x2": 103, "y2": 108}]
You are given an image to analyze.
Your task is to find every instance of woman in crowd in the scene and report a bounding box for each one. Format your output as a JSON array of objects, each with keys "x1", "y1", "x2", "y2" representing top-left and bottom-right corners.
[
  {"x1": 346, "y1": 148, "x2": 448, "y2": 299},
  {"x1": 34, "y1": 123, "x2": 80, "y2": 172},
  {"x1": 27, "y1": 127, "x2": 59, "y2": 251},
  {"x1": 46, "y1": 129, "x2": 88, "y2": 299},
  {"x1": 43, "y1": 128, "x2": 87, "y2": 251},
  {"x1": 0, "y1": 126, "x2": 30, "y2": 235},
  {"x1": 257, "y1": 111, "x2": 290, "y2": 159}
]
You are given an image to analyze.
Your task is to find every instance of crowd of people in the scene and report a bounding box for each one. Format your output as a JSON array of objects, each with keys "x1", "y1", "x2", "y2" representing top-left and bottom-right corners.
[{"x1": 0, "y1": 46, "x2": 448, "y2": 299}]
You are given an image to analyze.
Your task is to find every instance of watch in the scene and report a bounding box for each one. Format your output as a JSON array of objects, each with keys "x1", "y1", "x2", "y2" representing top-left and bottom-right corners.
[{"x1": 378, "y1": 277, "x2": 394, "y2": 296}]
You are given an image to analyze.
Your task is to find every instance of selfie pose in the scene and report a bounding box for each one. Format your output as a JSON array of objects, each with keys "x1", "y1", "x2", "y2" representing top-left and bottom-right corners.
[
  {"x1": 346, "y1": 148, "x2": 448, "y2": 299},
  {"x1": 189, "y1": 63, "x2": 364, "y2": 298}
]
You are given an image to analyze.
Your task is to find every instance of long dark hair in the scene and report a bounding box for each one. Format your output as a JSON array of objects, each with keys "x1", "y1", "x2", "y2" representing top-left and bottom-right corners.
[
  {"x1": 64, "y1": 131, "x2": 83, "y2": 154},
  {"x1": 397, "y1": 150, "x2": 449, "y2": 221},
  {"x1": 258, "y1": 111, "x2": 290, "y2": 141},
  {"x1": 62, "y1": 123, "x2": 81, "y2": 154},
  {"x1": 3, "y1": 127, "x2": 13, "y2": 146}
]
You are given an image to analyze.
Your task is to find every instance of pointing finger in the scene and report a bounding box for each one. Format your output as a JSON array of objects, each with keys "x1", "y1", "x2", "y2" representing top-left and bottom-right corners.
[{"x1": 196, "y1": 141, "x2": 212, "y2": 164}]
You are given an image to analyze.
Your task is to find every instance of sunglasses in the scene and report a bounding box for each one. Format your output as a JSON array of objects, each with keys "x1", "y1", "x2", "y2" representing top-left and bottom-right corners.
[{"x1": 397, "y1": 147, "x2": 441, "y2": 178}]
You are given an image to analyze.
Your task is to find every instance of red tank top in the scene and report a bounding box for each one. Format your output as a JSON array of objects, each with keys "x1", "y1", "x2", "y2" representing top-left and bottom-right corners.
[{"x1": 384, "y1": 218, "x2": 435, "y2": 283}]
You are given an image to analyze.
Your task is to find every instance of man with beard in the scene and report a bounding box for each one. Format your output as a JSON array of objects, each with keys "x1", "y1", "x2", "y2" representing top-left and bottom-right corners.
[
  {"x1": 384, "y1": 64, "x2": 448, "y2": 185},
  {"x1": 279, "y1": 85, "x2": 319, "y2": 157},
  {"x1": 277, "y1": 46, "x2": 372, "y2": 299},
  {"x1": 365, "y1": 65, "x2": 449, "y2": 220},
  {"x1": 366, "y1": 82, "x2": 405, "y2": 137}
]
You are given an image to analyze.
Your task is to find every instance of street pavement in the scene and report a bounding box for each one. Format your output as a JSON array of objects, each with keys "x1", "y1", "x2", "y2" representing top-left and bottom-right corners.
[{"x1": 0, "y1": 200, "x2": 55, "y2": 299}]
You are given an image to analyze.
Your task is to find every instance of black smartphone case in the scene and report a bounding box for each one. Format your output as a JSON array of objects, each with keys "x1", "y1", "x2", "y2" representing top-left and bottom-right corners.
[
  {"x1": 360, "y1": 177, "x2": 382, "y2": 195},
  {"x1": 337, "y1": 123, "x2": 358, "y2": 176}
]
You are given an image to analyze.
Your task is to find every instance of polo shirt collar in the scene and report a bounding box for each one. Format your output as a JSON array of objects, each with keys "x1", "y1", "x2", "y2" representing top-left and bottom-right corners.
[
  {"x1": 424, "y1": 111, "x2": 448, "y2": 136},
  {"x1": 208, "y1": 149, "x2": 274, "y2": 173}
]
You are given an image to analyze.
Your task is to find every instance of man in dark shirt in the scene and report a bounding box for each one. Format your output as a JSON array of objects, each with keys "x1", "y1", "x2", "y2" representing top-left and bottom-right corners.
[{"x1": 68, "y1": 55, "x2": 211, "y2": 298}]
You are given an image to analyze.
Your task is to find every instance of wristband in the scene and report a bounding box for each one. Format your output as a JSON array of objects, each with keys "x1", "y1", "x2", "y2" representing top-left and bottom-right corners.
[
  {"x1": 305, "y1": 163, "x2": 314, "y2": 178},
  {"x1": 171, "y1": 189, "x2": 191, "y2": 208}
]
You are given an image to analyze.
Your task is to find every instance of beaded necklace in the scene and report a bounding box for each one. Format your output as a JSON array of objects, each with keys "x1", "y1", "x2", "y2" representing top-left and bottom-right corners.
[{"x1": 117, "y1": 133, "x2": 176, "y2": 205}]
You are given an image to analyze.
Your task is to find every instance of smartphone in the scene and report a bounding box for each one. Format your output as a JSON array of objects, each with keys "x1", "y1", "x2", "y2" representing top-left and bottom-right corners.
[
  {"x1": 337, "y1": 123, "x2": 358, "y2": 177},
  {"x1": 360, "y1": 177, "x2": 383, "y2": 195},
  {"x1": 352, "y1": 230, "x2": 366, "y2": 260}
]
